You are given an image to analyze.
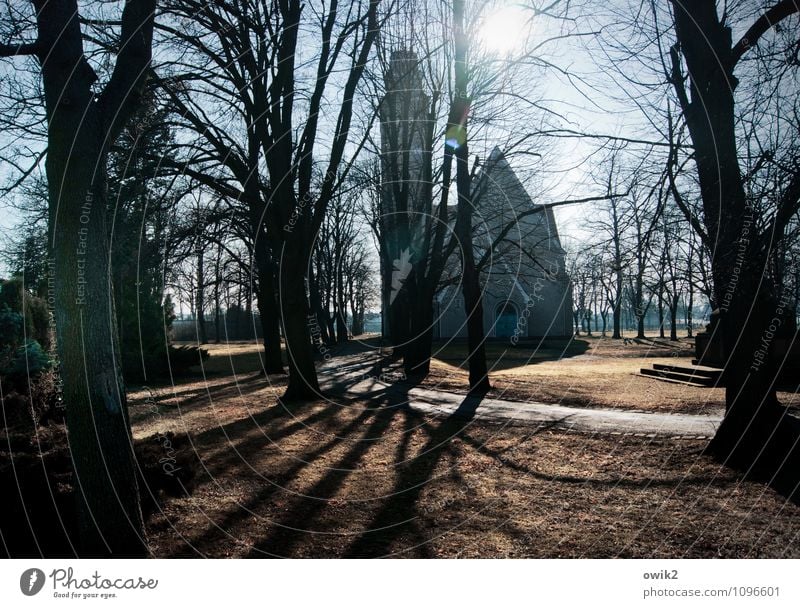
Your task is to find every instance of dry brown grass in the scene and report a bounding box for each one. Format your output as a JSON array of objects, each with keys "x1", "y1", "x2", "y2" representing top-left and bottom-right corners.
[
  {"x1": 425, "y1": 336, "x2": 799, "y2": 415},
  {"x1": 122, "y1": 342, "x2": 800, "y2": 558},
  {"x1": 6, "y1": 339, "x2": 797, "y2": 558}
]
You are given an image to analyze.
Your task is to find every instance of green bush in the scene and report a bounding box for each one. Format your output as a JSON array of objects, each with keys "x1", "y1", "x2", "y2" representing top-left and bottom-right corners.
[
  {"x1": 2, "y1": 339, "x2": 52, "y2": 379},
  {"x1": 0, "y1": 279, "x2": 51, "y2": 349},
  {"x1": 0, "y1": 282, "x2": 55, "y2": 425}
]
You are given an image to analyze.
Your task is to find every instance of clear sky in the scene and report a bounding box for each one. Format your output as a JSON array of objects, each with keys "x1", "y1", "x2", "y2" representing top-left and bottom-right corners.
[{"x1": 0, "y1": 0, "x2": 698, "y2": 271}]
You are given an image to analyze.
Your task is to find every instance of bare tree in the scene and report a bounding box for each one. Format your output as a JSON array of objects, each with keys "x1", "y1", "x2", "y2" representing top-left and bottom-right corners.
[
  {"x1": 667, "y1": 0, "x2": 800, "y2": 466},
  {"x1": 0, "y1": 0, "x2": 156, "y2": 555}
]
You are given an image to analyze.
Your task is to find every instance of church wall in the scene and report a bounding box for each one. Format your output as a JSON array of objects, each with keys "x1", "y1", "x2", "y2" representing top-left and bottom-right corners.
[{"x1": 433, "y1": 273, "x2": 574, "y2": 340}]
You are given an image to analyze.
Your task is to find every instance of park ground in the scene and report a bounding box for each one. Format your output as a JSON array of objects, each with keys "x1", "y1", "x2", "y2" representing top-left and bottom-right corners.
[
  {"x1": 424, "y1": 333, "x2": 800, "y2": 415},
  {"x1": 3, "y1": 334, "x2": 799, "y2": 557},
  {"x1": 134, "y1": 335, "x2": 799, "y2": 557}
]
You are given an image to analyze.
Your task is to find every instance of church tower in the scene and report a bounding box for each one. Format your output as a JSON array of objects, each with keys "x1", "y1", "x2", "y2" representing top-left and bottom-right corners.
[{"x1": 379, "y1": 50, "x2": 431, "y2": 341}]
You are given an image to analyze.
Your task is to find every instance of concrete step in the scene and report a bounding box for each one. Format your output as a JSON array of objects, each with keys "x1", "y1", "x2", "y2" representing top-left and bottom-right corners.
[
  {"x1": 635, "y1": 372, "x2": 709, "y2": 388},
  {"x1": 652, "y1": 363, "x2": 722, "y2": 381},
  {"x1": 639, "y1": 367, "x2": 717, "y2": 387}
]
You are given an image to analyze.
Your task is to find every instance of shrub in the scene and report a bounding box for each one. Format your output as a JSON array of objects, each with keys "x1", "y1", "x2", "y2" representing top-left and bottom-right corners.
[
  {"x1": 0, "y1": 281, "x2": 55, "y2": 427},
  {"x1": 121, "y1": 342, "x2": 209, "y2": 384},
  {"x1": 1, "y1": 339, "x2": 52, "y2": 379}
]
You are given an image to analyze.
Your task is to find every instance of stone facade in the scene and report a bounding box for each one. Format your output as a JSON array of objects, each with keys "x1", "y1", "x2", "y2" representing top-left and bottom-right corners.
[{"x1": 433, "y1": 148, "x2": 573, "y2": 339}]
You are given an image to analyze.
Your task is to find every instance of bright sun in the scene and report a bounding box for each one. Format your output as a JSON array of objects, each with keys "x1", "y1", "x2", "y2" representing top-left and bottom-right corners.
[{"x1": 478, "y1": 6, "x2": 529, "y2": 54}]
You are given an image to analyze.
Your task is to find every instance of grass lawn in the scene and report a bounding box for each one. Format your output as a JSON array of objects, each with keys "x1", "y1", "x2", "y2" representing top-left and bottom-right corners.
[
  {"x1": 123, "y1": 339, "x2": 800, "y2": 557},
  {"x1": 4, "y1": 338, "x2": 798, "y2": 557},
  {"x1": 426, "y1": 334, "x2": 799, "y2": 416}
]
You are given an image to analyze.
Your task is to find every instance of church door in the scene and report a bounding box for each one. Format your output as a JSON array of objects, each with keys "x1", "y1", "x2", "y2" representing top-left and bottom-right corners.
[{"x1": 495, "y1": 302, "x2": 519, "y2": 338}]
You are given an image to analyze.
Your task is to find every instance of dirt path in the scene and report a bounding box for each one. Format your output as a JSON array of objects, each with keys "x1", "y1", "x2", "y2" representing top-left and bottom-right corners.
[{"x1": 316, "y1": 347, "x2": 721, "y2": 438}]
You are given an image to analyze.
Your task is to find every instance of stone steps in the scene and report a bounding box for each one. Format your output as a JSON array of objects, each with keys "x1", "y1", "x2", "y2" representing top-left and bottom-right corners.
[{"x1": 639, "y1": 363, "x2": 722, "y2": 388}]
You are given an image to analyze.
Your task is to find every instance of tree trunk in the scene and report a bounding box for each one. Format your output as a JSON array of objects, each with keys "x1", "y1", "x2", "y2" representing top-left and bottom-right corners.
[
  {"x1": 612, "y1": 214, "x2": 623, "y2": 339},
  {"x1": 49, "y1": 143, "x2": 146, "y2": 556},
  {"x1": 278, "y1": 240, "x2": 320, "y2": 401},
  {"x1": 635, "y1": 276, "x2": 646, "y2": 339},
  {"x1": 403, "y1": 283, "x2": 434, "y2": 377},
  {"x1": 213, "y1": 261, "x2": 221, "y2": 343},
  {"x1": 195, "y1": 248, "x2": 207, "y2": 344},
  {"x1": 308, "y1": 262, "x2": 331, "y2": 346},
  {"x1": 255, "y1": 265, "x2": 284, "y2": 374},
  {"x1": 671, "y1": 1, "x2": 799, "y2": 472},
  {"x1": 452, "y1": 0, "x2": 490, "y2": 393},
  {"x1": 246, "y1": 173, "x2": 285, "y2": 372},
  {"x1": 389, "y1": 287, "x2": 410, "y2": 359},
  {"x1": 612, "y1": 291, "x2": 621, "y2": 338},
  {"x1": 30, "y1": 0, "x2": 156, "y2": 556},
  {"x1": 669, "y1": 295, "x2": 679, "y2": 341},
  {"x1": 336, "y1": 307, "x2": 348, "y2": 344},
  {"x1": 335, "y1": 262, "x2": 348, "y2": 343}
]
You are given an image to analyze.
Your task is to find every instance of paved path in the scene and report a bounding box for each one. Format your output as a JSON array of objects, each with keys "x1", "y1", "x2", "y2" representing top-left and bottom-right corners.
[{"x1": 317, "y1": 350, "x2": 721, "y2": 438}]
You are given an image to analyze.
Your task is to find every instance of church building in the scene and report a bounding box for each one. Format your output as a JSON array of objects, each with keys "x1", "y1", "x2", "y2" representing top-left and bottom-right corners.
[
  {"x1": 380, "y1": 50, "x2": 573, "y2": 341},
  {"x1": 433, "y1": 147, "x2": 573, "y2": 340}
]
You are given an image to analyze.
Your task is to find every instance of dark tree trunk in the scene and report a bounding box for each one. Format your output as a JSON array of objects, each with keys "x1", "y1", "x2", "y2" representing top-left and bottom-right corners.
[
  {"x1": 309, "y1": 262, "x2": 331, "y2": 346},
  {"x1": 612, "y1": 209, "x2": 623, "y2": 339},
  {"x1": 452, "y1": 0, "x2": 490, "y2": 394},
  {"x1": 255, "y1": 265, "x2": 284, "y2": 374},
  {"x1": 336, "y1": 308, "x2": 348, "y2": 344},
  {"x1": 30, "y1": 0, "x2": 156, "y2": 556},
  {"x1": 195, "y1": 248, "x2": 207, "y2": 344},
  {"x1": 612, "y1": 303, "x2": 621, "y2": 339},
  {"x1": 335, "y1": 263, "x2": 348, "y2": 343},
  {"x1": 669, "y1": 294, "x2": 679, "y2": 341},
  {"x1": 403, "y1": 280, "x2": 434, "y2": 377},
  {"x1": 213, "y1": 258, "x2": 221, "y2": 343},
  {"x1": 278, "y1": 239, "x2": 320, "y2": 401},
  {"x1": 246, "y1": 157, "x2": 285, "y2": 373},
  {"x1": 389, "y1": 287, "x2": 410, "y2": 359},
  {"x1": 671, "y1": 0, "x2": 800, "y2": 471},
  {"x1": 49, "y1": 138, "x2": 146, "y2": 557}
]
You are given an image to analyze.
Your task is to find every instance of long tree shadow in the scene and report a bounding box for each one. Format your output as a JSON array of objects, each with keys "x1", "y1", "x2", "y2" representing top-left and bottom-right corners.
[
  {"x1": 341, "y1": 391, "x2": 494, "y2": 557},
  {"x1": 243, "y1": 380, "x2": 421, "y2": 557},
  {"x1": 158, "y1": 390, "x2": 390, "y2": 554},
  {"x1": 182, "y1": 398, "x2": 350, "y2": 483},
  {"x1": 433, "y1": 338, "x2": 591, "y2": 373},
  {"x1": 166, "y1": 376, "x2": 419, "y2": 557}
]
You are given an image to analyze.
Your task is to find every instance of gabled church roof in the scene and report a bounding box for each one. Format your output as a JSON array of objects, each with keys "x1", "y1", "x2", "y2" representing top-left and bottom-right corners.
[{"x1": 471, "y1": 147, "x2": 565, "y2": 255}]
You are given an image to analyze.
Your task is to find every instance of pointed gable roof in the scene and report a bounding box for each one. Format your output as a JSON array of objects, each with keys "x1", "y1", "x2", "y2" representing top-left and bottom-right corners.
[{"x1": 473, "y1": 147, "x2": 565, "y2": 254}]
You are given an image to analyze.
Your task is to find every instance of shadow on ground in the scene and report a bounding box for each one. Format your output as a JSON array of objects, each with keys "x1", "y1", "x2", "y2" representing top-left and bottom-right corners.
[{"x1": 4, "y1": 337, "x2": 800, "y2": 558}]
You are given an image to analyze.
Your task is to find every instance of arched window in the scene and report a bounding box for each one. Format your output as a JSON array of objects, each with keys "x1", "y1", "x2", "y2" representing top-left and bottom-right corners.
[{"x1": 495, "y1": 301, "x2": 519, "y2": 338}]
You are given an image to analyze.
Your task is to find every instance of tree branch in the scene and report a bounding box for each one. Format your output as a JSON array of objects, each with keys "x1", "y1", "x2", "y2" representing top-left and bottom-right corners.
[
  {"x1": 731, "y1": 0, "x2": 800, "y2": 66},
  {"x1": 0, "y1": 41, "x2": 40, "y2": 57},
  {"x1": 98, "y1": 0, "x2": 157, "y2": 141}
]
